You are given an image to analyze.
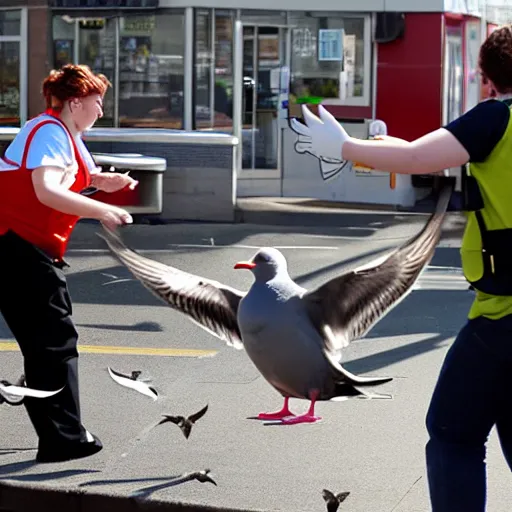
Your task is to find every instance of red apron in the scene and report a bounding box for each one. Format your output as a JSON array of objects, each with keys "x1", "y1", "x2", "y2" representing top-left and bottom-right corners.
[{"x1": 0, "y1": 110, "x2": 91, "y2": 263}]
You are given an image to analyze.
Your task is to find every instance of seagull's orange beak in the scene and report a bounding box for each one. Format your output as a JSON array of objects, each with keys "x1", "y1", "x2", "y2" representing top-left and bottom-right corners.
[{"x1": 234, "y1": 261, "x2": 256, "y2": 270}]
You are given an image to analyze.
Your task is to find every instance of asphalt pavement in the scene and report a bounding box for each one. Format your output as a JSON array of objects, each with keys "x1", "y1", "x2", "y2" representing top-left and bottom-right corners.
[{"x1": 0, "y1": 208, "x2": 511, "y2": 512}]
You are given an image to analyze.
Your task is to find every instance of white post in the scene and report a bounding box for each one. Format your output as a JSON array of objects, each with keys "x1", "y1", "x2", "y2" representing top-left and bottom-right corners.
[
  {"x1": 232, "y1": 20, "x2": 243, "y2": 176},
  {"x1": 19, "y1": 7, "x2": 27, "y2": 125},
  {"x1": 184, "y1": 7, "x2": 194, "y2": 131}
]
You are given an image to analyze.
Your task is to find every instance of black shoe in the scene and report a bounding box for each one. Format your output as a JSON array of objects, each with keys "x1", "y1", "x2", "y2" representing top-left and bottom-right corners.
[{"x1": 36, "y1": 434, "x2": 103, "y2": 463}]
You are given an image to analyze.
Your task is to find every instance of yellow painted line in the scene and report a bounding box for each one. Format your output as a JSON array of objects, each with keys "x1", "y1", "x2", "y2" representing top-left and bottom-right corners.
[{"x1": 0, "y1": 341, "x2": 217, "y2": 358}]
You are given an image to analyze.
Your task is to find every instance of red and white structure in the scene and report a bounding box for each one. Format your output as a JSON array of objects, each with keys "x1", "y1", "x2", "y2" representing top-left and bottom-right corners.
[{"x1": 275, "y1": 1, "x2": 506, "y2": 207}]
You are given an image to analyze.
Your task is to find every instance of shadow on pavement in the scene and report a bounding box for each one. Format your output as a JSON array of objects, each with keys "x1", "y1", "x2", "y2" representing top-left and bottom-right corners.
[
  {"x1": 76, "y1": 321, "x2": 163, "y2": 332},
  {"x1": 79, "y1": 474, "x2": 216, "y2": 499},
  {"x1": 0, "y1": 468, "x2": 101, "y2": 481},
  {"x1": 344, "y1": 332, "x2": 452, "y2": 377}
]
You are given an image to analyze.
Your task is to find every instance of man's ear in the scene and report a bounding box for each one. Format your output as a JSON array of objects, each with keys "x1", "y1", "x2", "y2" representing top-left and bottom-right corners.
[{"x1": 485, "y1": 77, "x2": 499, "y2": 98}]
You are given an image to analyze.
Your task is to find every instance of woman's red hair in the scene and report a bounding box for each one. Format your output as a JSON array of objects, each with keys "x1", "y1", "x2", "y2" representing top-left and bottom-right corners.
[{"x1": 42, "y1": 64, "x2": 111, "y2": 110}]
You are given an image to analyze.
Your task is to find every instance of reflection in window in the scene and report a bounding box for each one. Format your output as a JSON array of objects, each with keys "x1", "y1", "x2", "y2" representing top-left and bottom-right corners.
[
  {"x1": 119, "y1": 12, "x2": 185, "y2": 129},
  {"x1": 213, "y1": 12, "x2": 234, "y2": 130},
  {"x1": 0, "y1": 10, "x2": 20, "y2": 37},
  {"x1": 288, "y1": 13, "x2": 366, "y2": 115},
  {"x1": 195, "y1": 10, "x2": 213, "y2": 129},
  {"x1": 78, "y1": 18, "x2": 116, "y2": 127},
  {"x1": 194, "y1": 9, "x2": 234, "y2": 131},
  {"x1": 52, "y1": 16, "x2": 75, "y2": 69},
  {"x1": 0, "y1": 42, "x2": 20, "y2": 126}
]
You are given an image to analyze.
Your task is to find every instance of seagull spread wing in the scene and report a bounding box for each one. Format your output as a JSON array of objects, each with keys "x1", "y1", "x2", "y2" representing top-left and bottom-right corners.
[
  {"x1": 107, "y1": 367, "x2": 158, "y2": 401},
  {"x1": 303, "y1": 180, "x2": 454, "y2": 356},
  {"x1": 0, "y1": 382, "x2": 64, "y2": 399},
  {"x1": 98, "y1": 227, "x2": 245, "y2": 349}
]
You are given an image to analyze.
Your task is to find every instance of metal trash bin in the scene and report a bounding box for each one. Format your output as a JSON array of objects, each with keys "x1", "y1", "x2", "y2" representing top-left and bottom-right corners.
[{"x1": 84, "y1": 153, "x2": 167, "y2": 215}]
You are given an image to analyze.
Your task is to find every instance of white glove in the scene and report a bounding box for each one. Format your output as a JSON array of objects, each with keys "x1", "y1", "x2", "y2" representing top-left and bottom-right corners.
[{"x1": 290, "y1": 105, "x2": 350, "y2": 163}]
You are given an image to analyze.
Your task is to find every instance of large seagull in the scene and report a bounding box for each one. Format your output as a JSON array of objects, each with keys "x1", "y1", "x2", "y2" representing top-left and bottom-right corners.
[{"x1": 99, "y1": 181, "x2": 453, "y2": 425}]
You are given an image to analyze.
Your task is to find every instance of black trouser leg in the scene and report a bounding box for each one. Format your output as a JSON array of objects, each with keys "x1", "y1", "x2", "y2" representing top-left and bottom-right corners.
[{"x1": 0, "y1": 232, "x2": 86, "y2": 447}]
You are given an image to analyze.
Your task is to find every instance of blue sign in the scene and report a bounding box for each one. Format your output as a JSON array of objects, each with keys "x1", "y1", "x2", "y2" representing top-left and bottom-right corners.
[{"x1": 318, "y1": 29, "x2": 344, "y2": 62}]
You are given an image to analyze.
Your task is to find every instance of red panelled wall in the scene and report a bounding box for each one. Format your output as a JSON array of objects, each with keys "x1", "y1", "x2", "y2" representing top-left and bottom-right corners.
[{"x1": 376, "y1": 13, "x2": 444, "y2": 141}]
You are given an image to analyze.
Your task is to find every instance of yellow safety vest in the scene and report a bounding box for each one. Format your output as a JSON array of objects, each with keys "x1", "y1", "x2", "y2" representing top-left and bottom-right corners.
[{"x1": 461, "y1": 103, "x2": 512, "y2": 319}]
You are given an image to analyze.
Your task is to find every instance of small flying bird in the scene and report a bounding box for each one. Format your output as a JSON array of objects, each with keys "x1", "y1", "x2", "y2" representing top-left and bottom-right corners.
[
  {"x1": 193, "y1": 468, "x2": 217, "y2": 485},
  {"x1": 0, "y1": 375, "x2": 63, "y2": 405},
  {"x1": 107, "y1": 367, "x2": 158, "y2": 401},
  {"x1": 129, "y1": 468, "x2": 217, "y2": 499},
  {"x1": 116, "y1": 405, "x2": 209, "y2": 462},
  {"x1": 156, "y1": 404, "x2": 209, "y2": 439},
  {"x1": 322, "y1": 489, "x2": 350, "y2": 512},
  {"x1": 99, "y1": 180, "x2": 453, "y2": 424}
]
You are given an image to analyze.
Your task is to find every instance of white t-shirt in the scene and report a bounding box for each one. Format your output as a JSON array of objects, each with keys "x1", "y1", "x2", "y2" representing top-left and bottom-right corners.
[{"x1": 2, "y1": 115, "x2": 99, "y2": 186}]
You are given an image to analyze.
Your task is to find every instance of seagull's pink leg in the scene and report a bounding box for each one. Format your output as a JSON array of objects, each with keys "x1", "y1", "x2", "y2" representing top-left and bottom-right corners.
[
  {"x1": 280, "y1": 389, "x2": 322, "y2": 425},
  {"x1": 257, "y1": 396, "x2": 295, "y2": 420}
]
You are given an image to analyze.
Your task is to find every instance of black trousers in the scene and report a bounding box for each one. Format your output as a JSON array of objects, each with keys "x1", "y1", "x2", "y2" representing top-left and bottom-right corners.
[{"x1": 0, "y1": 231, "x2": 86, "y2": 448}]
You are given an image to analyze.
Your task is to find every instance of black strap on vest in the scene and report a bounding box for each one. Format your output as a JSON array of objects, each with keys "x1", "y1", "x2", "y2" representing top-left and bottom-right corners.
[{"x1": 474, "y1": 209, "x2": 495, "y2": 276}]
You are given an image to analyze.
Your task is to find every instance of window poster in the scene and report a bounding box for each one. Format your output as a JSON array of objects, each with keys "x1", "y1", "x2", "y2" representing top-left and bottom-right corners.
[{"x1": 54, "y1": 39, "x2": 73, "y2": 68}]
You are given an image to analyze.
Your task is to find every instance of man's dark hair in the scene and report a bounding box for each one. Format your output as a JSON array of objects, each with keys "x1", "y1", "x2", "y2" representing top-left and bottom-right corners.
[{"x1": 479, "y1": 24, "x2": 512, "y2": 94}]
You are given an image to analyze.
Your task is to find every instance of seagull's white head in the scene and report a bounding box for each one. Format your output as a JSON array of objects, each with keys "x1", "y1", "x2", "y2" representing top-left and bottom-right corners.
[{"x1": 234, "y1": 247, "x2": 289, "y2": 282}]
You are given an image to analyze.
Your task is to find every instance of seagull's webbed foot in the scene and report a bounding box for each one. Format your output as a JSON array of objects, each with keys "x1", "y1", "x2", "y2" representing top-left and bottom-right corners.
[
  {"x1": 257, "y1": 396, "x2": 295, "y2": 420},
  {"x1": 280, "y1": 413, "x2": 321, "y2": 425},
  {"x1": 280, "y1": 390, "x2": 322, "y2": 425}
]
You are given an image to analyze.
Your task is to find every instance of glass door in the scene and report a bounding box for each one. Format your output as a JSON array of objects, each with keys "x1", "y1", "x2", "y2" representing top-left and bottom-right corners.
[
  {"x1": 442, "y1": 28, "x2": 464, "y2": 185},
  {"x1": 443, "y1": 30, "x2": 464, "y2": 125},
  {"x1": 239, "y1": 25, "x2": 288, "y2": 172}
]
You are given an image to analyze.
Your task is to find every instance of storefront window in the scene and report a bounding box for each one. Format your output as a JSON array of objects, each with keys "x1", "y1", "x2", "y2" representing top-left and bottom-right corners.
[
  {"x1": 78, "y1": 18, "x2": 116, "y2": 127},
  {"x1": 52, "y1": 10, "x2": 184, "y2": 128},
  {"x1": 119, "y1": 11, "x2": 185, "y2": 129},
  {"x1": 0, "y1": 9, "x2": 20, "y2": 36},
  {"x1": 288, "y1": 13, "x2": 368, "y2": 115},
  {"x1": 52, "y1": 16, "x2": 75, "y2": 69},
  {"x1": 0, "y1": 10, "x2": 21, "y2": 126},
  {"x1": 194, "y1": 9, "x2": 234, "y2": 131},
  {"x1": 52, "y1": 15, "x2": 116, "y2": 126},
  {"x1": 0, "y1": 41, "x2": 20, "y2": 126}
]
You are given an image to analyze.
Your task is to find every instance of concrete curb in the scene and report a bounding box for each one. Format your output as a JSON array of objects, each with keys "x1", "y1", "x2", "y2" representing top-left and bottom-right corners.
[{"x1": 0, "y1": 481, "x2": 260, "y2": 512}]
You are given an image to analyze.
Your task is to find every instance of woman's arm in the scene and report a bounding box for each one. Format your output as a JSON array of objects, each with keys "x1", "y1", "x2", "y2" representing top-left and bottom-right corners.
[
  {"x1": 342, "y1": 128, "x2": 470, "y2": 175},
  {"x1": 31, "y1": 166, "x2": 128, "y2": 220},
  {"x1": 372, "y1": 135, "x2": 409, "y2": 145},
  {"x1": 90, "y1": 170, "x2": 139, "y2": 192}
]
